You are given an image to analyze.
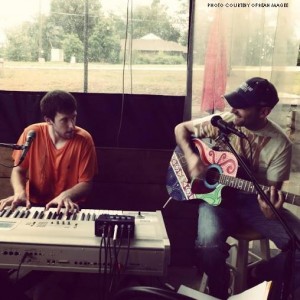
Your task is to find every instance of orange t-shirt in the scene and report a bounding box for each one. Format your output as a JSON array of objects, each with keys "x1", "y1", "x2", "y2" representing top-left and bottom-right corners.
[{"x1": 12, "y1": 123, "x2": 98, "y2": 205}]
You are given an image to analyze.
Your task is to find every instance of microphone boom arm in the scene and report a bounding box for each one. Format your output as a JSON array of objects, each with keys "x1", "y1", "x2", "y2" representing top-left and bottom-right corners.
[{"x1": 0, "y1": 143, "x2": 23, "y2": 150}]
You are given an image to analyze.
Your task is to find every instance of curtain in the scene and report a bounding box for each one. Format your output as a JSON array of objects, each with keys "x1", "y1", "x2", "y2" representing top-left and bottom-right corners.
[
  {"x1": 0, "y1": 91, "x2": 184, "y2": 149},
  {"x1": 200, "y1": 8, "x2": 227, "y2": 114}
]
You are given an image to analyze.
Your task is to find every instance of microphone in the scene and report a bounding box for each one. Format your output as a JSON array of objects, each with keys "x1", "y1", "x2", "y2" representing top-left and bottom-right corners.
[
  {"x1": 18, "y1": 130, "x2": 36, "y2": 165},
  {"x1": 211, "y1": 115, "x2": 246, "y2": 138}
]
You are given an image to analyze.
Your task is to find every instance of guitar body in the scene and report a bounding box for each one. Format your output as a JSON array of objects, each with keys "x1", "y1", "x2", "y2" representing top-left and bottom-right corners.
[
  {"x1": 166, "y1": 138, "x2": 239, "y2": 206},
  {"x1": 167, "y1": 138, "x2": 300, "y2": 207}
]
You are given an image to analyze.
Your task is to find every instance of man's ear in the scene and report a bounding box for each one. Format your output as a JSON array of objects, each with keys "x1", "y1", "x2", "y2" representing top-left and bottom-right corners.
[
  {"x1": 259, "y1": 106, "x2": 272, "y2": 118},
  {"x1": 44, "y1": 116, "x2": 53, "y2": 124}
]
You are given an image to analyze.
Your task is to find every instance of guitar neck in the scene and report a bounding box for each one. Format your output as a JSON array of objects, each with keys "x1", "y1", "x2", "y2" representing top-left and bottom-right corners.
[{"x1": 219, "y1": 174, "x2": 300, "y2": 207}]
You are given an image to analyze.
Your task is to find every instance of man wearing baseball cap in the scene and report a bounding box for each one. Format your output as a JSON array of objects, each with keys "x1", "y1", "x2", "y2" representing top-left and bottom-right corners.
[
  {"x1": 225, "y1": 77, "x2": 279, "y2": 109},
  {"x1": 174, "y1": 77, "x2": 300, "y2": 299}
]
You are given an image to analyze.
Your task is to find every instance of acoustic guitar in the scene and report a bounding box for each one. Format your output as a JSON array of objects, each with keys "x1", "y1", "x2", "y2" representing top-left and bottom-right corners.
[{"x1": 166, "y1": 138, "x2": 300, "y2": 206}]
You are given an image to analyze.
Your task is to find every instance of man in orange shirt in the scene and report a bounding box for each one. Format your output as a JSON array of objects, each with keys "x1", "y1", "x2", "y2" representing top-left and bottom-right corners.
[{"x1": 0, "y1": 90, "x2": 98, "y2": 214}]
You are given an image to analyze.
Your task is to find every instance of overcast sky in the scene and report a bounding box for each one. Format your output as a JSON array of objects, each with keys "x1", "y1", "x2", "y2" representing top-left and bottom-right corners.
[
  {"x1": 1, "y1": 0, "x2": 299, "y2": 43},
  {"x1": 0, "y1": 0, "x2": 176, "y2": 25},
  {"x1": 0, "y1": 0, "x2": 179, "y2": 43}
]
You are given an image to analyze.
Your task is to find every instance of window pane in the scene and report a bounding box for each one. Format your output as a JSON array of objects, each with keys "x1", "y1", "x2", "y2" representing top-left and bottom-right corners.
[
  {"x1": 0, "y1": 0, "x2": 188, "y2": 95},
  {"x1": 191, "y1": 0, "x2": 300, "y2": 118}
]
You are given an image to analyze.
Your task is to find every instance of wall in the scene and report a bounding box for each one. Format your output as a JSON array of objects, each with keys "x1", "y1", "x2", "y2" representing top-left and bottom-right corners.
[{"x1": 0, "y1": 91, "x2": 185, "y2": 149}]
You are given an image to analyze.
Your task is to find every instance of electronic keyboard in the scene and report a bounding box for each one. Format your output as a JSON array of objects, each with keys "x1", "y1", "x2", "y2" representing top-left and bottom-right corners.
[{"x1": 0, "y1": 207, "x2": 170, "y2": 276}]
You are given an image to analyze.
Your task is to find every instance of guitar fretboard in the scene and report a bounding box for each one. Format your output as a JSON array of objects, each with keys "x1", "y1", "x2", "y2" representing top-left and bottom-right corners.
[
  {"x1": 218, "y1": 173, "x2": 300, "y2": 207},
  {"x1": 218, "y1": 173, "x2": 268, "y2": 194}
]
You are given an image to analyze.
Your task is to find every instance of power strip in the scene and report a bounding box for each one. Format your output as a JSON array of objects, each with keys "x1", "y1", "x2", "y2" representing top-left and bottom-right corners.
[{"x1": 94, "y1": 214, "x2": 135, "y2": 238}]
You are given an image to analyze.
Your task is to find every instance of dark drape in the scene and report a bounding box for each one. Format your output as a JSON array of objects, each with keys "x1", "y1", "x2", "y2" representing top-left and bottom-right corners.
[{"x1": 0, "y1": 91, "x2": 184, "y2": 149}]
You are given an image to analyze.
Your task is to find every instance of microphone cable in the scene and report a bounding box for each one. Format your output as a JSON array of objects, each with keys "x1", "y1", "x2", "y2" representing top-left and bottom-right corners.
[
  {"x1": 117, "y1": 0, "x2": 133, "y2": 147},
  {"x1": 108, "y1": 225, "x2": 121, "y2": 294},
  {"x1": 98, "y1": 227, "x2": 108, "y2": 300},
  {"x1": 15, "y1": 251, "x2": 31, "y2": 284},
  {"x1": 124, "y1": 225, "x2": 132, "y2": 271}
]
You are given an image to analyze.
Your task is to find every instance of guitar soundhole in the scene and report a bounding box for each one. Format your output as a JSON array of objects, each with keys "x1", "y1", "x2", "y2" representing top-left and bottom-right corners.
[{"x1": 205, "y1": 165, "x2": 221, "y2": 186}]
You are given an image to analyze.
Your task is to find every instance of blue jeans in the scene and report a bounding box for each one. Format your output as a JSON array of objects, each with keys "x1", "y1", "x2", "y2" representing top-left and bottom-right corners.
[{"x1": 195, "y1": 192, "x2": 300, "y2": 299}]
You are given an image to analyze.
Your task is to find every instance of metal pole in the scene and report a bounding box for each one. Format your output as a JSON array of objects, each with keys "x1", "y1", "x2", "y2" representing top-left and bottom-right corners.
[
  {"x1": 184, "y1": 0, "x2": 195, "y2": 121},
  {"x1": 83, "y1": 0, "x2": 89, "y2": 92},
  {"x1": 38, "y1": 0, "x2": 43, "y2": 61}
]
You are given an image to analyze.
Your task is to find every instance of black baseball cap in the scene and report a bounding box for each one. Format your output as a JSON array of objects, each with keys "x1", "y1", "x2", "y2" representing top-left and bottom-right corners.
[{"x1": 224, "y1": 77, "x2": 279, "y2": 109}]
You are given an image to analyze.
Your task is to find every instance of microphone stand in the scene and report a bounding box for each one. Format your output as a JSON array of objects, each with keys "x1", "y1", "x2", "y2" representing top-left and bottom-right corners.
[
  {"x1": 216, "y1": 131, "x2": 300, "y2": 300},
  {"x1": 0, "y1": 143, "x2": 23, "y2": 168},
  {"x1": 0, "y1": 143, "x2": 23, "y2": 150}
]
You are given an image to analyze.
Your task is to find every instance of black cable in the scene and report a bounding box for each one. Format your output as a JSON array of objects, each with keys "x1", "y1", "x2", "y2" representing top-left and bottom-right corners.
[
  {"x1": 117, "y1": 0, "x2": 131, "y2": 147},
  {"x1": 109, "y1": 223, "x2": 131, "y2": 296},
  {"x1": 98, "y1": 228, "x2": 105, "y2": 274},
  {"x1": 0, "y1": 144, "x2": 23, "y2": 168},
  {"x1": 116, "y1": 224, "x2": 124, "y2": 262},
  {"x1": 108, "y1": 225, "x2": 120, "y2": 294},
  {"x1": 98, "y1": 229, "x2": 105, "y2": 300},
  {"x1": 103, "y1": 224, "x2": 116, "y2": 300},
  {"x1": 15, "y1": 252, "x2": 30, "y2": 284},
  {"x1": 0, "y1": 162, "x2": 18, "y2": 168},
  {"x1": 103, "y1": 226, "x2": 110, "y2": 300},
  {"x1": 114, "y1": 224, "x2": 125, "y2": 281},
  {"x1": 129, "y1": 0, "x2": 133, "y2": 94},
  {"x1": 107, "y1": 226, "x2": 113, "y2": 276},
  {"x1": 123, "y1": 225, "x2": 132, "y2": 271}
]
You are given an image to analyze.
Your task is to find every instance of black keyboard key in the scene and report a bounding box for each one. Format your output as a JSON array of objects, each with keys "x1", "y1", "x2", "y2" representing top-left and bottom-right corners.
[
  {"x1": 24, "y1": 210, "x2": 30, "y2": 218},
  {"x1": 86, "y1": 213, "x2": 91, "y2": 221},
  {"x1": 6, "y1": 209, "x2": 13, "y2": 218},
  {"x1": 13, "y1": 210, "x2": 20, "y2": 218},
  {"x1": 58, "y1": 212, "x2": 63, "y2": 220},
  {"x1": 38, "y1": 211, "x2": 45, "y2": 219}
]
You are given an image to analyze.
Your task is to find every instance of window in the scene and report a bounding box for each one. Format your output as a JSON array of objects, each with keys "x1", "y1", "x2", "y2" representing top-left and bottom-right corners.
[
  {"x1": 0, "y1": 0, "x2": 189, "y2": 95},
  {"x1": 190, "y1": 0, "x2": 300, "y2": 119}
]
